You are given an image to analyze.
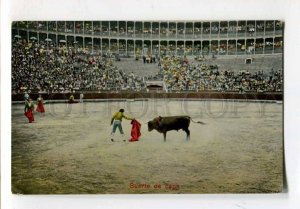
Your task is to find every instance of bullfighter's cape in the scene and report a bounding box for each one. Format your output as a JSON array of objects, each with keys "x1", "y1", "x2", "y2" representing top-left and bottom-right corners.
[
  {"x1": 36, "y1": 100, "x2": 45, "y2": 113},
  {"x1": 24, "y1": 101, "x2": 35, "y2": 123},
  {"x1": 129, "y1": 119, "x2": 141, "y2": 142},
  {"x1": 24, "y1": 109, "x2": 34, "y2": 123}
]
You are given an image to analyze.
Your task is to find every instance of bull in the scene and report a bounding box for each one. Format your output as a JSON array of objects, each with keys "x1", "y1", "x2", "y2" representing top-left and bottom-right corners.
[{"x1": 147, "y1": 116, "x2": 205, "y2": 142}]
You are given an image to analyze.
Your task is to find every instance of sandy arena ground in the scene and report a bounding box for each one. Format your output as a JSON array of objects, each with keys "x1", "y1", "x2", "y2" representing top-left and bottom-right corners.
[{"x1": 11, "y1": 99, "x2": 283, "y2": 194}]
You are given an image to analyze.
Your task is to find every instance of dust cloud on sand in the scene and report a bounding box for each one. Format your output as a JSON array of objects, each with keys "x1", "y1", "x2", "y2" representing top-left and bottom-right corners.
[{"x1": 11, "y1": 100, "x2": 283, "y2": 194}]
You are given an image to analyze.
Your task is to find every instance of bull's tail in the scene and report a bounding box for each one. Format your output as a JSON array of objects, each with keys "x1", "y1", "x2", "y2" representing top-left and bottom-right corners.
[{"x1": 189, "y1": 117, "x2": 206, "y2": 125}]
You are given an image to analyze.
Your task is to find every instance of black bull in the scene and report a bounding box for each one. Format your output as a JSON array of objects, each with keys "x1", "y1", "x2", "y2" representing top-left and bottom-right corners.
[{"x1": 147, "y1": 116, "x2": 205, "y2": 141}]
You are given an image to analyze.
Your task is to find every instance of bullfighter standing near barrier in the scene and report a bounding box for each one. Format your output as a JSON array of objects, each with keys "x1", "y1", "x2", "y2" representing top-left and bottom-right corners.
[
  {"x1": 110, "y1": 109, "x2": 134, "y2": 142},
  {"x1": 36, "y1": 95, "x2": 45, "y2": 115},
  {"x1": 24, "y1": 98, "x2": 35, "y2": 123},
  {"x1": 80, "y1": 92, "x2": 84, "y2": 103}
]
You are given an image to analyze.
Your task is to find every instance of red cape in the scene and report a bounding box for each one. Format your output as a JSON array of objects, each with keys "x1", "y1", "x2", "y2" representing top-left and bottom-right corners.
[
  {"x1": 24, "y1": 109, "x2": 34, "y2": 123},
  {"x1": 129, "y1": 119, "x2": 141, "y2": 142},
  {"x1": 36, "y1": 101, "x2": 45, "y2": 113}
]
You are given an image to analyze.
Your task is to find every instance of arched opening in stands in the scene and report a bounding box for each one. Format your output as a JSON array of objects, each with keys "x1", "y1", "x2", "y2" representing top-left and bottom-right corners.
[
  {"x1": 169, "y1": 22, "x2": 176, "y2": 38},
  {"x1": 194, "y1": 41, "x2": 201, "y2": 55},
  {"x1": 247, "y1": 21, "x2": 255, "y2": 36},
  {"x1": 177, "y1": 22, "x2": 184, "y2": 38},
  {"x1": 256, "y1": 21, "x2": 265, "y2": 36},
  {"x1": 152, "y1": 40, "x2": 159, "y2": 55},
  {"x1": 19, "y1": 30, "x2": 28, "y2": 41},
  {"x1": 202, "y1": 41, "x2": 210, "y2": 55},
  {"x1": 177, "y1": 41, "x2": 184, "y2": 55},
  {"x1": 93, "y1": 21, "x2": 101, "y2": 35},
  {"x1": 255, "y1": 38, "x2": 264, "y2": 54},
  {"x1": 38, "y1": 33, "x2": 47, "y2": 44},
  {"x1": 57, "y1": 21, "x2": 65, "y2": 33},
  {"x1": 135, "y1": 22, "x2": 143, "y2": 38},
  {"x1": 66, "y1": 21, "x2": 74, "y2": 33},
  {"x1": 237, "y1": 39, "x2": 245, "y2": 55},
  {"x1": 76, "y1": 21, "x2": 84, "y2": 34},
  {"x1": 110, "y1": 39, "x2": 118, "y2": 53},
  {"x1": 48, "y1": 34, "x2": 57, "y2": 45},
  {"x1": 237, "y1": 21, "x2": 246, "y2": 36},
  {"x1": 110, "y1": 21, "x2": 118, "y2": 36},
  {"x1": 160, "y1": 40, "x2": 167, "y2": 55},
  {"x1": 67, "y1": 36, "x2": 75, "y2": 47},
  {"x1": 160, "y1": 22, "x2": 168, "y2": 38},
  {"x1": 85, "y1": 21, "x2": 92, "y2": 35},
  {"x1": 228, "y1": 21, "x2": 237, "y2": 37},
  {"x1": 246, "y1": 39, "x2": 255, "y2": 54},
  {"x1": 220, "y1": 40, "x2": 227, "y2": 55},
  {"x1": 12, "y1": 28, "x2": 18, "y2": 38},
  {"x1": 127, "y1": 21, "x2": 134, "y2": 37},
  {"x1": 93, "y1": 38, "x2": 100, "y2": 53},
  {"x1": 85, "y1": 37, "x2": 93, "y2": 51},
  {"x1": 194, "y1": 22, "x2": 201, "y2": 38},
  {"x1": 38, "y1": 21, "x2": 47, "y2": 31},
  {"x1": 274, "y1": 37, "x2": 283, "y2": 53},
  {"x1": 101, "y1": 21, "x2": 109, "y2": 36},
  {"x1": 58, "y1": 35, "x2": 66, "y2": 47},
  {"x1": 211, "y1": 21, "x2": 219, "y2": 38},
  {"x1": 265, "y1": 21, "x2": 274, "y2": 35},
  {"x1": 135, "y1": 40, "x2": 142, "y2": 55},
  {"x1": 211, "y1": 40, "x2": 218, "y2": 55},
  {"x1": 28, "y1": 21, "x2": 37, "y2": 30},
  {"x1": 29, "y1": 32, "x2": 37, "y2": 43},
  {"x1": 119, "y1": 39, "x2": 126, "y2": 55},
  {"x1": 228, "y1": 40, "x2": 236, "y2": 55},
  {"x1": 48, "y1": 21, "x2": 56, "y2": 32},
  {"x1": 101, "y1": 38, "x2": 109, "y2": 53},
  {"x1": 185, "y1": 41, "x2": 193, "y2": 55},
  {"x1": 69, "y1": 36, "x2": 76, "y2": 48},
  {"x1": 202, "y1": 22, "x2": 210, "y2": 38},
  {"x1": 144, "y1": 40, "x2": 151, "y2": 55},
  {"x1": 127, "y1": 40, "x2": 134, "y2": 55},
  {"x1": 169, "y1": 40, "x2": 176, "y2": 55},
  {"x1": 18, "y1": 21, "x2": 28, "y2": 30},
  {"x1": 265, "y1": 37, "x2": 274, "y2": 54},
  {"x1": 119, "y1": 21, "x2": 126, "y2": 36},
  {"x1": 275, "y1": 21, "x2": 283, "y2": 35},
  {"x1": 220, "y1": 21, "x2": 228, "y2": 38},
  {"x1": 186, "y1": 22, "x2": 193, "y2": 38},
  {"x1": 143, "y1": 22, "x2": 151, "y2": 38},
  {"x1": 152, "y1": 22, "x2": 159, "y2": 37}
]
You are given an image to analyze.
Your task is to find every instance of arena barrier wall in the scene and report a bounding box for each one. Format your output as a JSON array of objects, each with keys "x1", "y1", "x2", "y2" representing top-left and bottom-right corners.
[{"x1": 12, "y1": 91, "x2": 283, "y2": 102}]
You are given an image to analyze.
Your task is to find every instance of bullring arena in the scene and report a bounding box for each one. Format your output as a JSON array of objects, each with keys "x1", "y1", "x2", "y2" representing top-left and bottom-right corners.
[
  {"x1": 11, "y1": 20, "x2": 283, "y2": 194},
  {"x1": 12, "y1": 99, "x2": 283, "y2": 194}
]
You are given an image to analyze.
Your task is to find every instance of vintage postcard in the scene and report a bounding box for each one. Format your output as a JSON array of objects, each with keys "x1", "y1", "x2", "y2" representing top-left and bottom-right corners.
[{"x1": 11, "y1": 20, "x2": 283, "y2": 194}]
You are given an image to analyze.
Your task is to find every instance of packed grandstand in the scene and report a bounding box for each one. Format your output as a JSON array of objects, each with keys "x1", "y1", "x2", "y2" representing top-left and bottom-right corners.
[{"x1": 11, "y1": 21, "x2": 283, "y2": 94}]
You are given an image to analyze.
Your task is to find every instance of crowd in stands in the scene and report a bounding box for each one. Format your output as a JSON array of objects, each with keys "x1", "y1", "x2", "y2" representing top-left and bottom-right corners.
[
  {"x1": 12, "y1": 39, "x2": 282, "y2": 94},
  {"x1": 158, "y1": 55, "x2": 283, "y2": 93},
  {"x1": 12, "y1": 40, "x2": 145, "y2": 93}
]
